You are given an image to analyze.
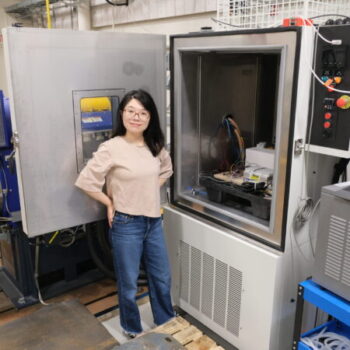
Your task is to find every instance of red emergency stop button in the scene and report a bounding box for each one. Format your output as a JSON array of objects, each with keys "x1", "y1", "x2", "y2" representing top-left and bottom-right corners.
[
  {"x1": 337, "y1": 98, "x2": 346, "y2": 107},
  {"x1": 324, "y1": 112, "x2": 332, "y2": 119},
  {"x1": 323, "y1": 121, "x2": 331, "y2": 129},
  {"x1": 336, "y1": 95, "x2": 350, "y2": 109}
]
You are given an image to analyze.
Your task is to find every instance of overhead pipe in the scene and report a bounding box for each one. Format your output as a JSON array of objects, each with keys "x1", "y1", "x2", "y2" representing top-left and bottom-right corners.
[
  {"x1": 45, "y1": 0, "x2": 52, "y2": 28},
  {"x1": 77, "y1": 0, "x2": 91, "y2": 30}
]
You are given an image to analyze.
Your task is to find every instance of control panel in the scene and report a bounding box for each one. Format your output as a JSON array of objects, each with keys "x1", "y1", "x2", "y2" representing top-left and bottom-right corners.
[
  {"x1": 310, "y1": 25, "x2": 350, "y2": 156},
  {"x1": 73, "y1": 89, "x2": 125, "y2": 172}
]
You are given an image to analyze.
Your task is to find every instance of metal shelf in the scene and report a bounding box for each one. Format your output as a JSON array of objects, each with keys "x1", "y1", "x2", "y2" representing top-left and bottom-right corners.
[{"x1": 292, "y1": 279, "x2": 350, "y2": 350}]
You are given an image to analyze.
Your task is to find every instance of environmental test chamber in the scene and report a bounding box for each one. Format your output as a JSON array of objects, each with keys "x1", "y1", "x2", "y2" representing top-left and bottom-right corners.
[
  {"x1": 0, "y1": 28, "x2": 166, "y2": 307},
  {"x1": 165, "y1": 25, "x2": 350, "y2": 350},
  {"x1": 0, "y1": 25, "x2": 349, "y2": 350}
]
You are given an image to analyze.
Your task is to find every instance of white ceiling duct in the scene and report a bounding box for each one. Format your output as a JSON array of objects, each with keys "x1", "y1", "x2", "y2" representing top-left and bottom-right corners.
[{"x1": 0, "y1": 1, "x2": 22, "y2": 8}]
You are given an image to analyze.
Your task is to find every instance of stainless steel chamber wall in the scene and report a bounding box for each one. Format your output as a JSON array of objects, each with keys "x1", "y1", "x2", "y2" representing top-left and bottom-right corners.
[
  {"x1": 171, "y1": 29, "x2": 300, "y2": 248},
  {"x1": 3, "y1": 28, "x2": 166, "y2": 237}
]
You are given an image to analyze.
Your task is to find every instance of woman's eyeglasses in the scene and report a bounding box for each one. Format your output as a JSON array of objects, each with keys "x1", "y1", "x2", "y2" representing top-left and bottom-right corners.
[{"x1": 123, "y1": 108, "x2": 150, "y2": 121}]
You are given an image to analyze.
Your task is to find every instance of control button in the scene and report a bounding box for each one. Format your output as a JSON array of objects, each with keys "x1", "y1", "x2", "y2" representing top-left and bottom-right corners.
[
  {"x1": 323, "y1": 121, "x2": 331, "y2": 129},
  {"x1": 334, "y1": 76, "x2": 342, "y2": 84},
  {"x1": 328, "y1": 84, "x2": 336, "y2": 92},
  {"x1": 324, "y1": 112, "x2": 332, "y2": 119},
  {"x1": 323, "y1": 129, "x2": 331, "y2": 137},
  {"x1": 324, "y1": 78, "x2": 334, "y2": 88},
  {"x1": 336, "y1": 95, "x2": 350, "y2": 109},
  {"x1": 337, "y1": 98, "x2": 346, "y2": 107}
]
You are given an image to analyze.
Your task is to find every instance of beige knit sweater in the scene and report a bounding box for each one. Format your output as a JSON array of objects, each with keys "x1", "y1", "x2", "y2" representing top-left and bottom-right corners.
[{"x1": 75, "y1": 136, "x2": 173, "y2": 217}]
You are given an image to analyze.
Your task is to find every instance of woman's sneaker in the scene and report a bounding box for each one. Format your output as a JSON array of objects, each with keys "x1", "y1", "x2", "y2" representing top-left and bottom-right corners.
[{"x1": 122, "y1": 330, "x2": 137, "y2": 339}]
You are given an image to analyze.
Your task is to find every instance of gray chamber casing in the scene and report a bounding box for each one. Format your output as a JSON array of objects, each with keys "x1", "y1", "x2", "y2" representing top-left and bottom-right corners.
[
  {"x1": 313, "y1": 181, "x2": 350, "y2": 300},
  {"x1": 2, "y1": 28, "x2": 166, "y2": 237}
]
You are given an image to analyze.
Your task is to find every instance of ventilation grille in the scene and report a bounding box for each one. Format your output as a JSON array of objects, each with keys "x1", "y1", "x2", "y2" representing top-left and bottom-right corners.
[
  {"x1": 180, "y1": 241, "x2": 190, "y2": 302},
  {"x1": 342, "y1": 221, "x2": 350, "y2": 287},
  {"x1": 180, "y1": 240, "x2": 242, "y2": 336},
  {"x1": 324, "y1": 215, "x2": 350, "y2": 286},
  {"x1": 190, "y1": 247, "x2": 201, "y2": 310},
  {"x1": 201, "y1": 253, "x2": 214, "y2": 319}
]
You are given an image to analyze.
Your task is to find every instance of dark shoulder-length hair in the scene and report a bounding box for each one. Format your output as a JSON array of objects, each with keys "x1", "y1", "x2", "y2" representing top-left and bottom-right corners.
[{"x1": 113, "y1": 89, "x2": 165, "y2": 157}]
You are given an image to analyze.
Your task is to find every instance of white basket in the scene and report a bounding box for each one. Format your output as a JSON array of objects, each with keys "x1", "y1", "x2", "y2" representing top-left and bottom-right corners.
[{"x1": 216, "y1": 0, "x2": 350, "y2": 30}]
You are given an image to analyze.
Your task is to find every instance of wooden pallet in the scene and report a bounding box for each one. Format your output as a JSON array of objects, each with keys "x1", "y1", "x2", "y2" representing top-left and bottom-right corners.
[
  {"x1": 151, "y1": 316, "x2": 225, "y2": 350},
  {"x1": 0, "y1": 291, "x2": 13, "y2": 313},
  {"x1": 0, "y1": 278, "x2": 119, "y2": 326}
]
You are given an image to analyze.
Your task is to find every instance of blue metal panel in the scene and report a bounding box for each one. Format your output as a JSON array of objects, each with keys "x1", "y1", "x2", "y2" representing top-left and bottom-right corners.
[
  {"x1": 0, "y1": 91, "x2": 21, "y2": 217},
  {"x1": 300, "y1": 280, "x2": 350, "y2": 326},
  {"x1": 0, "y1": 149, "x2": 21, "y2": 215},
  {"x1": 81, "y1": 111, "x2": 113, "y2": 131},
  {"x1": 0, "y1": 91, "x2": 12, "y2": 148},
  {"x1": 298, "y1": 342, "x2": 311, "y2": 350}
]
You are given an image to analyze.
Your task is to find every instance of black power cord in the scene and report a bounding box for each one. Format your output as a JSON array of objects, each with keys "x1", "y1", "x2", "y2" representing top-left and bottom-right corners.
[
  {"x1": 332, "y1": 158, "x2": 350, "y2": 184},
  {"x1": 105, "y1": 0, "x2": 128, "y2": 6}
]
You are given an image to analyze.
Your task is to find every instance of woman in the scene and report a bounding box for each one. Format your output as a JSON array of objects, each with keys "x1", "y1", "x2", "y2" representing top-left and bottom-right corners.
[{"x1": 75, "y1": 89, "x2": 174, "y2": 337}]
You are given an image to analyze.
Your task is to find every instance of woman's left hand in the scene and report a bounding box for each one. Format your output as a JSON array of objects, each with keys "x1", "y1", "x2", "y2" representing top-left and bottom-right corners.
[{"x1": 107, "y1": 204, "x2": 114, "y2": 228}]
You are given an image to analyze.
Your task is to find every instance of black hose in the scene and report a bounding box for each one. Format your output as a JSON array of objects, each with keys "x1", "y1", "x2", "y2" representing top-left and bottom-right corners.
[
  {"x1": 86, "y1": 223, "x2": 115, "y2": 280},
  {"x1": 332, "y1": 158, "x2": 349, "y2": 183},
  {"x1": 86, "y1": 221, "x2": 148, "y2": 286},
  {"x1": 95, "y1": 221, "x2": 114, "y2": 269}
]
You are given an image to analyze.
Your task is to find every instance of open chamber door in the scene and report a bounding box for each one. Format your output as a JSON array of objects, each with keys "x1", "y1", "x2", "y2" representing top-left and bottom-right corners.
[
  {"x1": 2, "y1": 28, "x2": 166, "y2": 237},
  {"x1": 170, "y1": 28, "x2": 301, "y2": 249}
]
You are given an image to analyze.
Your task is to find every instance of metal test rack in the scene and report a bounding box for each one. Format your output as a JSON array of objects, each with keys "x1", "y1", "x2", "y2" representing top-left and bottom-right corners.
[{"x1": 292, "y1": 279, "x2": 350, "y2": 349}]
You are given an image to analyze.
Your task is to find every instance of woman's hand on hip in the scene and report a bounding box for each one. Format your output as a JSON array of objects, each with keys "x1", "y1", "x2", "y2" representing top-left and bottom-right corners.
[
  {"x1": 82, "y1": 191, "x2": 114, "y2": 227},
  {"x1": 107, "y1": 204, "x2": 114, "y2": 228}
]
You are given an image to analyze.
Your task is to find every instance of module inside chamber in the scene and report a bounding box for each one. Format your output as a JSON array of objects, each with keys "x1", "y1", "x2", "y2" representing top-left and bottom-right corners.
[{"x1": 174, "y1": 50, "x2": 281, "y2": 226}]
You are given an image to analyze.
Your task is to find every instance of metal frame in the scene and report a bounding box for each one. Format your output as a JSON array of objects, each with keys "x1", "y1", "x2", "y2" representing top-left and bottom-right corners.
[
  {"x1": 293, "y1": 280, "x2": 350, "y2": 349},
  {"x1": 170, "y1": 28, "x2": 301, "y2": 249}
]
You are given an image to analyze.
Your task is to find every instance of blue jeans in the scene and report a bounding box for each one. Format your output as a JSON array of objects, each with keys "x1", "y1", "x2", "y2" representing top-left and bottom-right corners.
[{"x1": 110, "y1": 212, "x2": 174, "y2": 334}]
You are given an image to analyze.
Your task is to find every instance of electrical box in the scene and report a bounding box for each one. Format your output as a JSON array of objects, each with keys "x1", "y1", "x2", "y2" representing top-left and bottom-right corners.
[
  {"x1": 309, "y1": 25, "x2": 350, "y2": 158},
  {"x1": 313, "y1": 181, "x2": 350, "y2": 301}
]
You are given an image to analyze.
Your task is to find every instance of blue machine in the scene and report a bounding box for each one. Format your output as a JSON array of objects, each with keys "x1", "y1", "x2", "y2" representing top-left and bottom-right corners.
[
  {"x1": 0, "y1": 91, "x2": 107, "y2": 308},
  {"x1": 0, "y1": 91, "x2": 21, "y2": 218},
  {"x1": 0, "y1": 91, "x2": 37, "y2": 308}
]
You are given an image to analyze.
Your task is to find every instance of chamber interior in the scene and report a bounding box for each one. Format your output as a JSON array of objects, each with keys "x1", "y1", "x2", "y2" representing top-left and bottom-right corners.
[{"x1": 176, "y1": 50, "x2": 281, "y2": 226}]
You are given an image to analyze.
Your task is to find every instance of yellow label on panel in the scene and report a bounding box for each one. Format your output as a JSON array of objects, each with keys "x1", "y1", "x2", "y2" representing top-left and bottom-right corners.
[{"x1": 80, "y1": 97, "x2": 111, "y2": 112}]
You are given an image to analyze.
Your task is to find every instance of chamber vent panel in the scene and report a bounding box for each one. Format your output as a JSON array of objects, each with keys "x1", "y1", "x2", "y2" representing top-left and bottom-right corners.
[
  {"x1": 341, "y1": 223, "x2": 350, "y2": 286},
  {"x1": 213, "y1": 260, "x2": 228, "y2": 327},
  {"x1": 201, "y1": 253, "x2": 214, "y2": 319},
  {"x1": 190, "y1": 247, "x2": 201, "y2": 310},
  {"x1": 180, "y1": 240, "x2": 242, "y2": 337},
  {"x1": 324, "y1": 215, "x2": 346, "y2": 281},
  {"x1": 227, "y1": 266, "x2": 243, "y2": 335},
  {"x1": 180, "y1": 241, "x2": 190, "y2": 302}
]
